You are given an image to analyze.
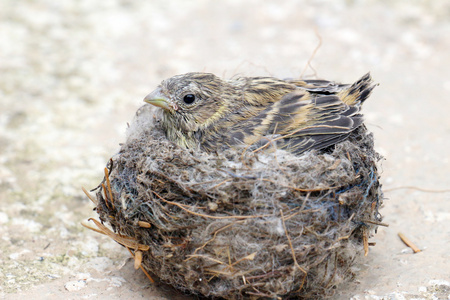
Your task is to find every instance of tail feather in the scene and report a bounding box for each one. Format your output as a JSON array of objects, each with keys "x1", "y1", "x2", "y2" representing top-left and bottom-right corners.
[{"x1": 339, "y1": 73, "x2": 377, "y2": 106}]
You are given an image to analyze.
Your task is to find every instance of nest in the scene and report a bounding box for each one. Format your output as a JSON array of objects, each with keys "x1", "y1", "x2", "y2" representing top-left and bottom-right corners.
[{"x1": 85, "y1": 105, "x2": 384, "y2": 299}]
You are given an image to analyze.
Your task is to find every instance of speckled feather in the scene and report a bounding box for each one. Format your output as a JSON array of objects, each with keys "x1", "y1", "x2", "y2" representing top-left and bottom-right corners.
[{"x1": 144, "y1": 72, "x2": 376, "y2": 154}]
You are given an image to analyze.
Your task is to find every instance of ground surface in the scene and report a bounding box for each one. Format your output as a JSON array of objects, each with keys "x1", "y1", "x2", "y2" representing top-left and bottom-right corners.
[{"x1": 1, "y1": 0, "x2": 449, "y2": 299}]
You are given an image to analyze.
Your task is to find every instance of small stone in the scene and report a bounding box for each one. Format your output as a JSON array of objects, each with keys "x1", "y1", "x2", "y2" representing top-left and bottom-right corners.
[{"x1": 64, "y1": 280, "x2": 87, "y2": 291}]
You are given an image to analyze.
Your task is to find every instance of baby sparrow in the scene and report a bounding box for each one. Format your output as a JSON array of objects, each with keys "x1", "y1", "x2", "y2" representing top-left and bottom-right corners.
[{"x1": 144, "y1": 72, "x2": 375, "y2": 154}]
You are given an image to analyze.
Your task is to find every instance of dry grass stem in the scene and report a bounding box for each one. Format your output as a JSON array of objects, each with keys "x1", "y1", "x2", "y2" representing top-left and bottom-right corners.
[{"x1": 398, "y1": 232, "x2": 421, "y2": 253}]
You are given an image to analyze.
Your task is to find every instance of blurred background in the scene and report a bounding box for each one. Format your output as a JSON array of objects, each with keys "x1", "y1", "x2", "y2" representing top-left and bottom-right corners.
[{"x1": 1, "y1": 0, "x2": 449, "y2": 299}]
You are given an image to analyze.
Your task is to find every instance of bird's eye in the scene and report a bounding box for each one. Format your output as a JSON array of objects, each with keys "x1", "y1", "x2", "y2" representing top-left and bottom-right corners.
[{"x1": 183, "y1": 94, "x2": 196, "y2": 104}]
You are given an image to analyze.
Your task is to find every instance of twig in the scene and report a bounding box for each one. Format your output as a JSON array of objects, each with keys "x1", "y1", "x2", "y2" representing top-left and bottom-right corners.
[
  {"x1": 261, "y1": 178, "x2": 338, "y2": 192},
  {"x1": 245, "y1": 270, "x2": 280, "y2": 280},
  {"x1": 82, "y1": 218, "x2": 149, "y2": 251},
  {"x1": 126, "y1": 247, "x2": 155, "y2": 283},
  {"x1": 300, "y1": 27, "x2": 322, "y2": 78},
  {"x1": 81, "y1": 219, "x2": 106, "y2": 235},
  {"x1": 186, "y1": 254, "x2": 227, "y2": 266},
  {"x1": 230, "y1": 252, "x2": 257, "y2": 267},
  {"x1": 249, "y1": 136, "x2": 278, "y2": 154},
  {"x1": 398, "y1": 232, "x2": 421, "y2": 253},
  {"x1": 191, "y1": 222, "x2": 244, "y2": 256},
  {"x1": 101, "y1": 183, "x2": 111, "y2": 210},
  {"x1": 152, "y1": 191, "x2": 273, "y2": 220},
  {"x1": 283, "y1": 208, "x2": 321, "y2": 221},
  {"x1": 211, "y1": 178, "x2": 234, "y2": 189},
  {"x1": 104, "y1": 167, "x2": 115, "y2": 210},
  {"x1": 82, "y1": 187, "x2": 97, "y2": 205},
  {"x1": 360, "y1": 219, "x2": 389, "y2": 227},
  {"x1": 363, "y1": 228, "x2": 369, "y2": 256},
  {"x1": 280, "y1": 209, "x2": 307, "y2": 290}
]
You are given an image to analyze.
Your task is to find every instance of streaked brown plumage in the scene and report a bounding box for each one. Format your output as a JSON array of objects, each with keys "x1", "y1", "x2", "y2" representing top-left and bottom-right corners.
[{"x1": 144, "y1": 72, "x2": 376, "y2": 155}]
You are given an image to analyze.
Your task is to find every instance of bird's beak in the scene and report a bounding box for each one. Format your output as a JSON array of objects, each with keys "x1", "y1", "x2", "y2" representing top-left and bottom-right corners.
[{"x1": 143, "y1": 87, "x2": 172, "y2": 111}]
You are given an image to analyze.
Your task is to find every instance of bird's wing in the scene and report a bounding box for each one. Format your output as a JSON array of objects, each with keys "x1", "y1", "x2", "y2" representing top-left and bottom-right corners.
[
  {"x1": 288, "y1": 73, "x2": 375, "y2": 105},
  {"x1": 227, "y1": 90, "x2": 363, "y2": 154}
]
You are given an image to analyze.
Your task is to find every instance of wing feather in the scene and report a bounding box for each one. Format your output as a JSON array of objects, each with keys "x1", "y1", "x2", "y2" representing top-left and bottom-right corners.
[
  {"x1": 228, "y1": 90, "x2": 364, "y2": 154},
  {"x1": 200, "y1": 73, "x2": 375, "y2": 155}
]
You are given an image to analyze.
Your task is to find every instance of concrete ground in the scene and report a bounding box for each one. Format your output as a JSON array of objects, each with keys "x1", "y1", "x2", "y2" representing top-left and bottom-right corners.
[{"x1": 1, "y1": 0, "x2": 449, "y2": 299}]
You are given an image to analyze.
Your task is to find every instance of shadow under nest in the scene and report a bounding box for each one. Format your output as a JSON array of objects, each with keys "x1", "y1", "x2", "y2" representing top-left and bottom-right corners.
[{"x1": 91, "y1": 106, "x2": 384, "y2": 300}]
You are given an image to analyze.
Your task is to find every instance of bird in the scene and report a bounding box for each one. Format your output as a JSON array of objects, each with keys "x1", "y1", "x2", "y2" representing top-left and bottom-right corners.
[{"x1": 143, "y1": 72, "x2": 376, "y2": 155}]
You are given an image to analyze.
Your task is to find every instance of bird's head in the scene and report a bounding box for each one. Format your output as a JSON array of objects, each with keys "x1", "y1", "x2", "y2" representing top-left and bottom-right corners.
[{"x1": 144, "y1": 72, "x2": 231, "y2": 133}]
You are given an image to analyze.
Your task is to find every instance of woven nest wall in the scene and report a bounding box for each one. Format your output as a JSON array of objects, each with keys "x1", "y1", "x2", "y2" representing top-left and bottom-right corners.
[{"x1": 88, "y1": 106, "x2": 384, "y2": 299}]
